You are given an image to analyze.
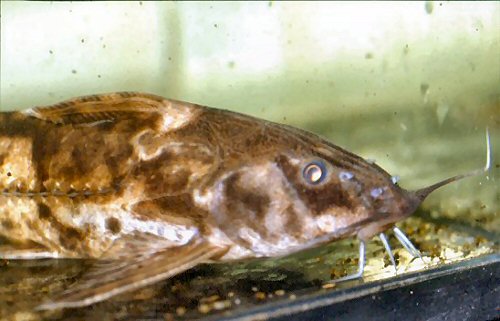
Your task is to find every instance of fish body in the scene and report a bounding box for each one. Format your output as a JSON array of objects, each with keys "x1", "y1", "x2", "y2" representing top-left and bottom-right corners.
[{"x1": 0, "y1": 92, "x2": 482, "y2": 309}]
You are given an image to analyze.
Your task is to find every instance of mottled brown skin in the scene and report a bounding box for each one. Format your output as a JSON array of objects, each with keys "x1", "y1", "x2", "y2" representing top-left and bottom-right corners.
[
  {"x1": 196, "y1": 107, "x2": 418, "y2": 250},
  {"x1": 0, "y1": 92, "x2": 422, "y2": 308}
]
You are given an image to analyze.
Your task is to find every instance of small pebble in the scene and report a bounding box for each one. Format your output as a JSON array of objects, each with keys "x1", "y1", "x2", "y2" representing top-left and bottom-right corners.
[
  {"x1": 198, "y1": 303, "x2": 211, "y2": 314},
  {"x1": 200, "y1": 294, "x2": 220, "y2": 303},
  {"x1": 175, "y1": 306, "x2": 186, "y2": 316},
  {"x1": 213, "y1": 300, "x2": 231, "y2": 310},
  {"x1": 275, "y1": 289, "x2": 286, "y2": 296}
]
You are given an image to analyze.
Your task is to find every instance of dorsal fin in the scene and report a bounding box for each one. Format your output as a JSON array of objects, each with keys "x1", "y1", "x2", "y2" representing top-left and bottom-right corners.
[{"x1": 23, "y1": 92, "x2": 190, "y2": 125}]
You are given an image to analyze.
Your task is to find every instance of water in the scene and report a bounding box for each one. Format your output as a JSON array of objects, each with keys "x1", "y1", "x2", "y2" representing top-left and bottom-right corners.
[{"x1": 1, "y1": 2, "x2": 498, "y2": 320}]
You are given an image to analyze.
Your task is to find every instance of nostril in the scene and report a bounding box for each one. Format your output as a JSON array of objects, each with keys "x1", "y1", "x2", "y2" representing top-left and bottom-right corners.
[
  {"x1": 370, "y1": 187, "x2": 384, "y2": 198},
  {"x1": 339, "y1": 171, "x2": 354, "y2": 182}
]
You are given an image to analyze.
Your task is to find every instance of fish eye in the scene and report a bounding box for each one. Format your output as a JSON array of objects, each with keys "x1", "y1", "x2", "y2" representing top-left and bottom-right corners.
[{"x1": 303, "y1": 160, "x2": 327, "y2": 185}]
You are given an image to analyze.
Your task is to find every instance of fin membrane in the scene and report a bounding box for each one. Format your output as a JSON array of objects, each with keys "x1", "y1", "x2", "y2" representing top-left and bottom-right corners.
[
  {"x1": 25, "y1": 92, "x2": 169, "y2": 125},
  {"x1": 37, "y1": 234, "x2": 227, "y2": 310}
]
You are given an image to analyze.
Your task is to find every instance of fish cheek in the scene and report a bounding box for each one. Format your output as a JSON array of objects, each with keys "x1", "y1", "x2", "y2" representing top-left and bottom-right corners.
[
  {"x1": 213, "y1": 163, "x2": 309, "y2": 250},
  {"x1": 211, "y1": 171, "x2": 272, "y2": 244},
  {"x1": 301, "y1": 184, "x2": 355, "y2": 214},
  {"x1": 224, "y1": 173, "x2": 270, "y2": 220}
]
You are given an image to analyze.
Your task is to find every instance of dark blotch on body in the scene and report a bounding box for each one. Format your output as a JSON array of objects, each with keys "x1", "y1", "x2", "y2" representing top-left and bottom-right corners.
[
  {"x1": 133, "y1": 194, "x2": 211, "y2": 233},
  {"x1": 59, "y1": 227, "x2": 84, "y2": 251},
  {"x1": 1, "y1": 219, "x2": 14, "y2": 230},
  {"x1": 105, "y1": 217, "x2": 122, "y2": 234},
  {"x1": 218, "y1": 172, "x2": 274, "y2": 243},
  {"x1": 37, "y1": 202, "x2": 85, "y2": 251},
  {"x1": 155, "y1": 194, "x2": 207, "y2": 220},
  {"x1": 283, "y1": 205, "x2": 304, "y2": 239},
  {"x1": 224, "y1": 173, "x2": 270, "y2": 220},
  {"x1": 70, "y1": 145, "x2": 93, "y2": 177},
  {"x1": 134, "y1": 152, "x2": 191, "y2": 197},
  {"x1": 38, "y1": 203, "x2": 52, "y2": 219}
]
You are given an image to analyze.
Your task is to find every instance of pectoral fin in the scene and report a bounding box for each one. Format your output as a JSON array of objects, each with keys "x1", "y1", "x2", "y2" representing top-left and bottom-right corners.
[
  {"x1": 37, "y1": 234, "x2": 228, "y2": 310},
  {"x1": 0, "y1": 243, "x2": 60, "y2": 259}
]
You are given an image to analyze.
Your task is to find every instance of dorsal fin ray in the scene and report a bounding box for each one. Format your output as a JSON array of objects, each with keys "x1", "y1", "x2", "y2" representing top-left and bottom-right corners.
[{"x1": 23, "y1": 92, "x2": 180, "y2": 125}]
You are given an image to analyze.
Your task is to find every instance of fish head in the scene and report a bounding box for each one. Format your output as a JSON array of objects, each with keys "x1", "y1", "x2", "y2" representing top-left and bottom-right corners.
[
  {"x1": 205, "y1": 119, "x2": 418, "y2": 254},
  {"x1": 270, "y1": 136, "x2": 418, "y2": 243}
]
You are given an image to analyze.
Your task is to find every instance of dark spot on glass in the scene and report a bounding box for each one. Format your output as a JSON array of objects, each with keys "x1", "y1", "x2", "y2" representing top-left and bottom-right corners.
[
  {"x1": 365, "y1": 52, "x2": 374, "y2": 59},
  {"x1": 420, "y1": 83, "x2": 429, "y2": 96},
  {"x1": 425, "y1": 1, "x2": 433, "y2": 14},
  {"x1": 72, "y1": 69, "x2": 77, "y2": 74}
]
